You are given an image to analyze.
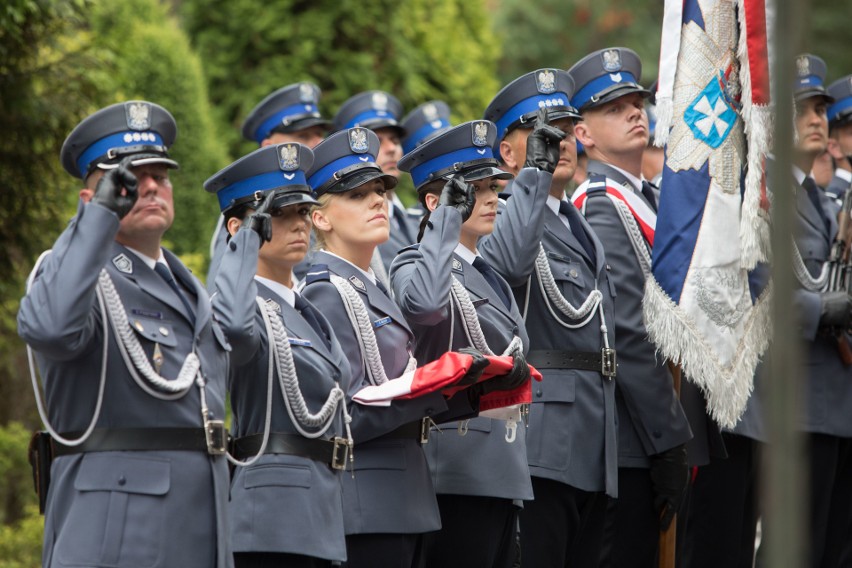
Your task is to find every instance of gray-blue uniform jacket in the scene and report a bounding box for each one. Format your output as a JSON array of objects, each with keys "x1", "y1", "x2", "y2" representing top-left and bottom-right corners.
[
  {"x1": 390, "y1": 205, "x2": 534, "y2": 501},
  {"x1": 301, "y1": 250, "x2": 446, "y2": 535},
  {"x1": 479, "y1": 167, "x2": 618, "y2": 497},
  {"x1": 793, "y1": 173, "x2": 852, "y2": 437},
  {"x1": 17, "y1": 202, "x2": 232, "y2": 568},
  {"x1": 377, "y1": 201, "x2": 421, "y2": 273},
  {"x1": 581, "y1": 160, "x2": 692, "y2": 467},
  {"x1": 212, "y1": 229, "x2": 350, "y2": 562}
]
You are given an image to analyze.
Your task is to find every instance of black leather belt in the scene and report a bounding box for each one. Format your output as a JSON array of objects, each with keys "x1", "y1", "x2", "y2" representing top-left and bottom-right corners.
[
  {"x1": 379, "y1": 419, "x2": 430, "y2": 444},
  {"x1": 52, "y1": 428, "x2": 215, "y2": 457},
  {"x1": 527, "y1": 349, "x2": 617, "y2": 377},
  {"x1": 231, "y1": 432, "x2": 351, "y2": 470}
]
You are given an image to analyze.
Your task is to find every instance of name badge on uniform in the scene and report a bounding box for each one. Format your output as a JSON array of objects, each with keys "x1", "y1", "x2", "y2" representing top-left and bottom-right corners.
[
  {"x1": 373, "y1": 316, "x2": 392, "y2": 328},
  {"x1": 288, "y1": 337, "x2": 312, "y2": 347},
  {"x1": 131, "y1": 308, "x2": 163, "y2": 319}
]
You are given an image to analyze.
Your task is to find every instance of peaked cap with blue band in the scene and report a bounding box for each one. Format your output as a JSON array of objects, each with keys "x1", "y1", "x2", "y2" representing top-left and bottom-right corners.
[
  {"x1": 241, "y1": 82, "x2": 330, "y2": 144},
  {"x1": 484, "y1": 68, "x2": 580, "y2": 153},
  {"x1": 204, "y1": 143, "x2": 317, "y2": 213},
  {"x1": 398, "y1": 121, "x2": 513, "y2": 191},
  {"x1": 828, "y1": 75, "x2": 852, "y2": 128},
  {"x1": 793, "y1": 54, "x2": 835, "y2": 103},
  {"x1": 567, "y1": 47, "x2": 650, "y2": 112},
  {"x1": 332, "y1": 90, "x2": 405, "y2": 135},
  {"x1": 307, "y1": 127, "x2": 398, "y2": 198},
  {"x1": 401, "y1": 101, "x2": 452, "y2": 155},
  {"x1": 60, "y1": 100, "x2": 179, "y2": 179}
]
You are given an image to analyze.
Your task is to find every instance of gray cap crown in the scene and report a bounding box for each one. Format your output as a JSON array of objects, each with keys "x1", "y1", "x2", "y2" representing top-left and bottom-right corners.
[{"x1": 241, "y1": 82, "x2": 330, "y2": 144}]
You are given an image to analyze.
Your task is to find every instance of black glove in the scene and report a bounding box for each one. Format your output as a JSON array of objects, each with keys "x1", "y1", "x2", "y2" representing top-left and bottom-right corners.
[
  {"x1": 241, "y1": 191, "x2": 274, "y2": 245},
  {"x1": 524, "y1": 107, "x2": 567, "y2": 173},
  {"x1": 819, "y1": 291, "x2": 852, "y2": 329},
  {"x1": 439, "y1": 174, "x2": 477, "y2": 222},
  {"x1": 454, "y1": 347, "x2": 491, "y2": 387},
  {"x1": 472, "y1": 346, "x2": 531, "y2": 396},
  {"x1": 91, "y1": 157, "x2": 138, "y2": 219},
  {"x1": 649, "y1": 444, "x2": 689, "y2": 530}
]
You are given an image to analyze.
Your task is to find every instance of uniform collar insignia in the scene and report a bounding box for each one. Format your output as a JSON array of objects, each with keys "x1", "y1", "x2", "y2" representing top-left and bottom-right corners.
[
  {"x1": 452, "y1": 258, "x2": 463, "y2": 272},
  {"x1": 348, "y1": 275, "x2": 367, "y2": 292},
  {"x1": 265, "y1": 298, "x2": 282, "y2": 312},
  {"x1": 112, "y1": 253, "x2": 133, "y2": 274}
]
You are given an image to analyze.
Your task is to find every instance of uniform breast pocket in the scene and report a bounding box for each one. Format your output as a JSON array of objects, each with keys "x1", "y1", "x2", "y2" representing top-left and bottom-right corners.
[
  {"x1": 59, "y1": 454, "x2": 170, "y2": 568},
  {"x1": 546, "y1": 252, "x2": 589, "y2": 304},
  {"x1": 527, "y1": 370, "x2": 577, "y2": 470},
  {"x1": 127, "y1": 312, "x2": 178, "y2": 348}
]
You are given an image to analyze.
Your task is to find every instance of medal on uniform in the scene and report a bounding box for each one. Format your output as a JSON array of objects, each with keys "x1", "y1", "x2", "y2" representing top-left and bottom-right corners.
[{"x1": 153, "y1": 342, "x2": 164, "y2": 374}]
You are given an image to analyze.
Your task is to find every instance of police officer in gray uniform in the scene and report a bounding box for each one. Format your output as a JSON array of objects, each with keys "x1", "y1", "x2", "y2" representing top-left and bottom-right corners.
[
  {"x1": 392, "y1": 120, "x2": 534, "y2": 568},
  {"x1": 568, "y1": 48, "x2": 693, "y2": 566},
  {"x1": 334, "y1": 91, "x2": 419, "y2": 281},
  {"x1": 785, "y1": 54, "x2": 852, "y2": 568},
  {"x1": 480, "y1": 68, "x2": 619, "y2": 566},
  {"x1": 206, "y1": 143, "x2": 351, "y2": 567},
  {"x1": 18, "y1": 101, "x2": 232, "y2": 568},
  {"x1": 301, "y1": 128, "x2": 477, "y2": 568},
  {"x1": 824, "y1": 74, "x2": 852, "y2": 212},
  {"x1": 209, "y1": 82, "x2": 331, "y2": 284}
]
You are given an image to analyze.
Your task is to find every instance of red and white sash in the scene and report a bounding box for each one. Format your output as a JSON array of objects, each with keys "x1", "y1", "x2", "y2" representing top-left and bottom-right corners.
[{"x1": 571, "y1": 176, "x2": 657, "y2": 246}]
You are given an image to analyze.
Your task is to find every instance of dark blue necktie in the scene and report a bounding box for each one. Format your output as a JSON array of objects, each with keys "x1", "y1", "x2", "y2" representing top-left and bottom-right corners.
[
  {"x1": 641, "y1": 180, "x2": 658, "y2": 213},
  {"x1": 294, "y1": 294, "x2": 330, "y2": 350},
  {"x1": 153, "y1": 262, "x2": 196, "y2": 326},
  {"x1": 558, "y1": 200, "x2": 597, "y2": 264},
  {"x1": 473, "y1": 256, "x2": 511, "y2": 309},
  {"x1": 802, "y1": 176, "x2": 829, "y2": 231}
]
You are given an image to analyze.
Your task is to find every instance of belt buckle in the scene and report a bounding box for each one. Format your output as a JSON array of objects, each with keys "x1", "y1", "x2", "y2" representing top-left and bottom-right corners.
[
  {"x1": 420, "y1": 418, "x2": 433, "y2": 444},
  {"x1": 205, "y1": 420, "x2": 227, "y2": 455},
  {"x1": 601, "y1": 348, "x2": 617, "y2": 378},
  {"x1": 331, "y1": 437, "x2": 351, "y2": 471}
]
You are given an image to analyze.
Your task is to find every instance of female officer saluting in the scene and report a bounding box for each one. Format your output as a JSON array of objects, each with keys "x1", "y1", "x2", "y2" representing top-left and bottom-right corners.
[
  {"x1": 390, "y1": 120, "x2": 541, "y2": 568},
  {"x1": 205, "y1": 143, "x2": 352, "y2": 568},
  {"x1": 301, "y1": 127, "x2": 480, "y2": 568}
]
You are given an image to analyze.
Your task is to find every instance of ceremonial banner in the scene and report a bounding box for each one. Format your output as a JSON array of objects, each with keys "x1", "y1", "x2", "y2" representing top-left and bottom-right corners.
[{"x1": 644, "y1": 0, "x2": 772, "y2": 427}]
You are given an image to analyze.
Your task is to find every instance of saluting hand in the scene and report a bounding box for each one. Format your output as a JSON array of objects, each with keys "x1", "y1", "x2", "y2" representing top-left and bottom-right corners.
[
  {"x1": 439, "y1": 174, "x2": 477, "y2": 222},
  {"x1": 92, "y1": 156, "x2": 138, "y2": 219},
  {"x1": 242, "y1": 190, "x2": 275, "y2": 245},
  {"x1": 524, "y1": 107, "x2": 567, "y2": 174}
]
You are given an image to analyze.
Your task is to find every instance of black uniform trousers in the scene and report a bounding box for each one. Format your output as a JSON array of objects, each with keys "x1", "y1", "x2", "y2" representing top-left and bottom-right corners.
[
  {"x1": 422, "y1": 494, "x2": 518, "y2": 568},
  {"x1": 235, "y1": 552, "x2": 334, "y2": 568},
  {"x1": 519, "y1": 476, "x2": 607, "y2": 567},
  {"x1": 344, "y1": 533, "x2": 423, "y2": 568},
  {"x1": 683, "y1": 432, "x2": 762, "y2": 568},
  {"x1": 809, "y1": 433, "x2": 852, "y2": 568},
  {"x1": 599, "y1": 467, "x2": 660, "y2": 568}
]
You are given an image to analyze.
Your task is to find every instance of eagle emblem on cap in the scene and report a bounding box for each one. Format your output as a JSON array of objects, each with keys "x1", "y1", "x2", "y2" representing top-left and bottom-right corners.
[
  {"x1": 536, "y1": 69, "x2": 557, "y2": 94},
  {"x1": 278, "y1": 144, "x2": 300, "y2": 171},
  {"x1": 372, "y1": 92, "x2": 388, "y2": 112},
  {"x1": 796, "y1": 55, "x2": 810, "y2": 77},
  {"x1": 125, "y1": 102, "x2": 152, "y2": 131},
  {"x1": 602, "y1": 49, "x2": 622, "y2": 72},
  {"x1": 423, "y1": 103, "x2": 438, "y2": 121},
  {"x1": 299, "y1": 83, "x2": 315, "y2": 103},
  {"x1": 349, "y1": 127, "x2": 369, "y2": 153},
  {"x1": 472, "y1": 121, "x2": 489, "y2": 147}
]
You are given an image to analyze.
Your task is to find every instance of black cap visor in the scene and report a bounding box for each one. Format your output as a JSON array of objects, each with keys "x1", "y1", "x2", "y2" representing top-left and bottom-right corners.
[
  {"x1": 321, "y1": 167, "x2": 398, "y2": 196},
  {"x1": 272, "y1": 115, "x2": 332, "y2": 134},
  {"x1": 795, "y1": 87, "x2": 835, "y2": 104},
  {"x1": 270, "y1": 186, "x2": 320, "y2": 209},
  {"x1": 580, "y1": 83, "x2": 651, "y2": 111},
  {"x1": 95, "y1": 152, "x2": 180, "y2": 174}
]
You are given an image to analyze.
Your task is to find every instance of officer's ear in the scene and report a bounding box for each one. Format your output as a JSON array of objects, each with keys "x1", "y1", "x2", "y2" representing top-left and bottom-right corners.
[
  {"x1": 424, "y1": 192, "x2": 440, "y2": 212},
  {"x1": 226, "y1": 216, "x2": 243, "y2": 237},
  {"x1": 500, "y1": 136, "x2": 522, "y2": 173},
  {"x1": 574, "y1": 122, "x2": 594, "y2": 149},
  {"x1": 311, "y1": 208, "x2": 332, "y2": 233}
]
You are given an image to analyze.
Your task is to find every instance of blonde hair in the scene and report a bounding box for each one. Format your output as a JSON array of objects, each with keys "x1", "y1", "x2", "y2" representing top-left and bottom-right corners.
[{"x1": 311, "y1": 193, "x2": 334, "y2": 251}]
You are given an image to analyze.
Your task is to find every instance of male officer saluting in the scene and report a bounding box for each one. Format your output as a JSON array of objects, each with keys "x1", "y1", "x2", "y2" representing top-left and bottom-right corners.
[
  {"x1": 334, "y1": 90, "x2": 419, "y2": 282},
  {"x1": 209, "y1": 82, "x2": 331, "y2": 282},
  {"x1": 568, "y1": 48, "x2": 692, "y2": 566},
  {"x1": 479, "y1": 69, "x2": 618, "y2": 566},
  {"x1": 19, "y1": 101, "x2": 232, "y2": 568}
]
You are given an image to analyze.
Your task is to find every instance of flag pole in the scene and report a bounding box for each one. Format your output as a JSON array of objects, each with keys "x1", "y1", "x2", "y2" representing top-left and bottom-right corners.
[{"x1": 763, "y1": 0, "x2": 807, "y2": 565}]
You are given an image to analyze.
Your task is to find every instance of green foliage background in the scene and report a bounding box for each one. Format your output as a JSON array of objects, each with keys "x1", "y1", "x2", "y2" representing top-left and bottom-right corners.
[{"x1": 0, "y1": 0, "x2": 846, "y2": 564}]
